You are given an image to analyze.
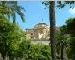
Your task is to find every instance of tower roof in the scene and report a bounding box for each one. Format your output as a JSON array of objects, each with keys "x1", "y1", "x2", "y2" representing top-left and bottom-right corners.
[{"x1": 34, "y1": 23, "x2": 48, "y2": 29}]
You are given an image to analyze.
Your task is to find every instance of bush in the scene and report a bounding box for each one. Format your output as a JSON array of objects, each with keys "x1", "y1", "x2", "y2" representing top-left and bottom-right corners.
[{"x1": 0, "y1": 16, "x2": 51, "y2": 60}]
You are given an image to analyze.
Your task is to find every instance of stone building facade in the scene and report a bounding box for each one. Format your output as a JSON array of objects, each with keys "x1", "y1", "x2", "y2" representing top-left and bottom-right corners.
[{"x1": 25, "y1": 23, "x2": 50, "y2": 45}]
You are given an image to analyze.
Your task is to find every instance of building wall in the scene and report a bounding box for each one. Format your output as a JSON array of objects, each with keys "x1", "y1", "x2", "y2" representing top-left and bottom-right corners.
[
  {"x1": 31, "y1": 40, "x2": 50, "y2": 45},
  {"x1": 25, "y1": 23, "x2": 50, "y2": 45}
]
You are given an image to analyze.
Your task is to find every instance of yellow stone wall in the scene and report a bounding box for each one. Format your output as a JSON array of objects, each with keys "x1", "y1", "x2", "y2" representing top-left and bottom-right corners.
[{"x1": 26, "y1": 23, "x2": 50, "y2": 40}]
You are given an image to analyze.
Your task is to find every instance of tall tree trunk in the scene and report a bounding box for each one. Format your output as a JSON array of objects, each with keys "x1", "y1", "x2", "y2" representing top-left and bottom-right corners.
[
  {"x1": 63, "y1": 47, "x2": 68, "y2": 60},
  {"x1": 2, "y1": 54, "x2": 8, "y2": 60},
  {"x1": 9, "y1": 56, "x2": 14, "y2": 60},
  {"x1": 49, "y1": 1, "x2": 56, "y2": 60},
  {"x1": 61, "y1": 41, "x2": 64, "y2": 60},
  {"x1": 3, "y1": 55, "x2": 5, "y2": 60}
]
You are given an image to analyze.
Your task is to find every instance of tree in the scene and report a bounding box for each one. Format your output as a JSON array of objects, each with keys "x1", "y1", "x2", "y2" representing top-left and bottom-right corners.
[
  {"x1": 49, "y1": 1, "x2": 56, "y2": 60},
  {"x1": 43, "y1": 1, "x2": 75, "y2": 60},
  {"x1": 0, "y1": 16, "x2": 12, "y2": 60},
  {"x1": 66, "y1": 18, "x2": 75, "y2": 36},
  {"x1": 43, "y1": 1, "x2": 56, "y2": 60},
  {"x1": 61, "y1": 18, "x2": 75, "y2": 59},
  {"x1": 0, "y1": 1, "x2": 25, "y2": 23},
  {"x1": 57, "y1": 2, "x2": 75, "y2": 60},
  {"x1": 0, "y1": 16, "x2": 25, "y2": 60}
]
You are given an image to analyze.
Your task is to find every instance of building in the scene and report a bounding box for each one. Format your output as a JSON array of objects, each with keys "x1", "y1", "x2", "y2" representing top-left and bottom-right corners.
[{"x1": 25, "y1": 23, "x2": 50, "y2": 45}]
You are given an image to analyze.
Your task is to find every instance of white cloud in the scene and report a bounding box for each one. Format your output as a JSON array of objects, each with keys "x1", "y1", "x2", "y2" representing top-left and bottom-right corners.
[{"x1": 69, "y1": 8, "x2": 75, "y2": 15}]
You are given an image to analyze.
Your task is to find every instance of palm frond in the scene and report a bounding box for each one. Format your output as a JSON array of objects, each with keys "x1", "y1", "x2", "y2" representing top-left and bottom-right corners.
[{"x1": 0, "y1": 1, "x2": 25, "y2": 23}]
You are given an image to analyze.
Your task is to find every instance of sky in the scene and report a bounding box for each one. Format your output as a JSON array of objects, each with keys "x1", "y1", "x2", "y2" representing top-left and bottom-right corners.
[{"x1": 16, "y1": 1, "x2": 75, "y2": 30}]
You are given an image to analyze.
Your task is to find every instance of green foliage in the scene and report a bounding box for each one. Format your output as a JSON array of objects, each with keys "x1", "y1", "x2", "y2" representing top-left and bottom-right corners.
[
  {"x1": 0, "y1": 16, "x2": 51, "y2": 60},
  {"x1": 60, "y1": 18, "x2": 75, "y2": 59},
  {"x1": 0, "y1": 16, "x2": 25, "y2": 58},
  {"x1": 43, "y1": 1, "x2": 75, "y2": 9},
  {"x1": 60, "y1": 25, "x2": 67, "y2": 34},
  {"x1": 61, "y1": 18, "x2": 75, "y2": 36},
  {"x1": 29, "y1": 45, "x2": 51, "y2": 60},
  {"x1": 66, "y1": 18, "x2": 75, "y2": 35},
  {"x1": 0, "y1": 17, "x2": 12, "y2": 57},
  {"x1": 0, "y1": 1, "x2": 25, "y2": 23},
  {"x1": 19, "y1": 41, "x2": 51, "y2": 60},
  {"x1": 66, "y1": 37, "x2": 75, "y2": 59},
  {"x1": 57, "y1": 1, "x2": 75, "y2": 8}
]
